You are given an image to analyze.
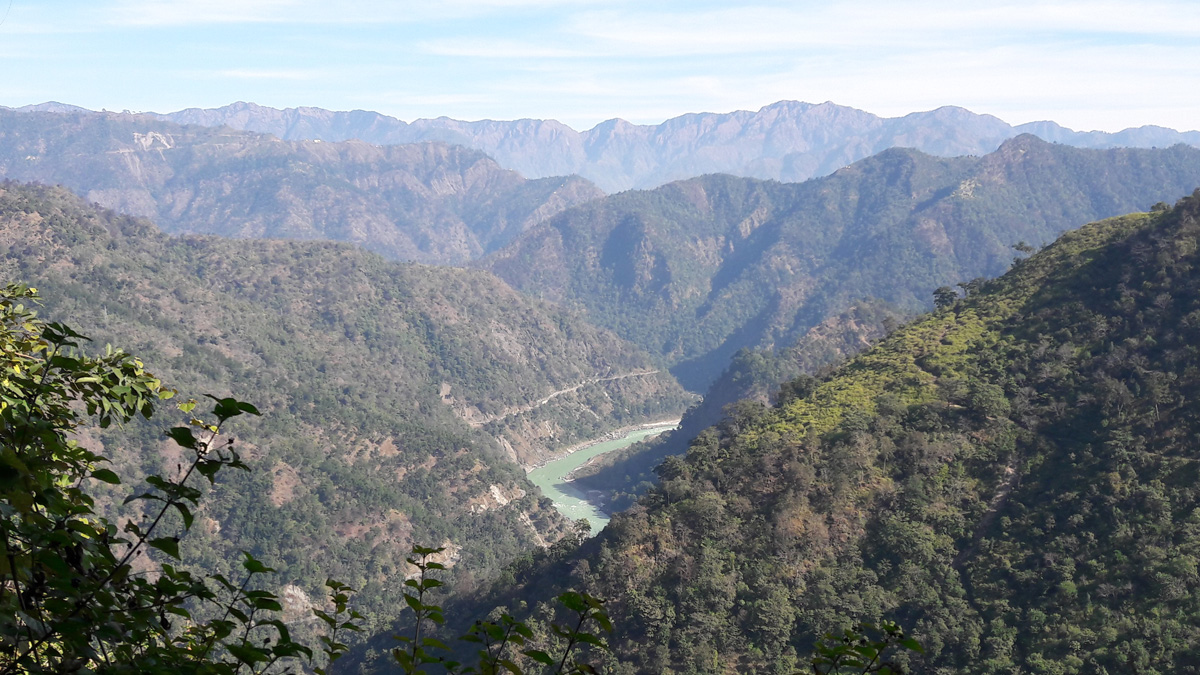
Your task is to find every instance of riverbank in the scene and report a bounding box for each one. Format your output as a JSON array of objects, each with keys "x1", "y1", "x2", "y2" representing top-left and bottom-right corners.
[
  {"x1": 524, "y1": 420, "x2": 679, "y2": 530},
  {"x1": 522, "y1": 418, "x2": 681, "y2": 473}
]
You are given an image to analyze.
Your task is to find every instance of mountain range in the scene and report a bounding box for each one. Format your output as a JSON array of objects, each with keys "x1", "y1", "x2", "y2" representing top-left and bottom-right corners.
[
  {"x1": 141, "y1": 100, "x2": 1200, "y2": 192},
  {"x1": 0, "y1": 181, "x2": 690, "y2": 630},
  {"x1": 9, "y1": 100, "x2": 1200, "y2": 193},
  {"x1": 0, "y1": 109, "x2": 601, "y2": 265},
  {"x1": 485, "y1": 135, "x2": 1200, "y2": 391},
  {"x1": 8, "y1": 95, "x2": 1200, "y2": 673},
  {"x1": 444, "y1": 190, "x2": 1200, "y2": 673}
]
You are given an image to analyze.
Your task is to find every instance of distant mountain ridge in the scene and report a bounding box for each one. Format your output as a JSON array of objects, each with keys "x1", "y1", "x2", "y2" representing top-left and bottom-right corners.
[
  {"x1": 15, "y1": 99, "x2": 1189, "y2": 192},
  {"x1": 0, "y1": 109, "x2": 602, "y2": 264},
  {"x1": 483, "y1": 135, "x2": 1200, "y2": 390}
]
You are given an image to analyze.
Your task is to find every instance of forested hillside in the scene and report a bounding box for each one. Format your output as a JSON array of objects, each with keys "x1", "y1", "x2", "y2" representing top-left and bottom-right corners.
[
  {"x1": 0, "y1": 182, "x2": 690, "y2": 628},
  {"x1": 573, "y1": 300, "x2": 905, "y2": 510},
  {"x1": 457, "y1": 191, "x2": 1200, "y2": 673},
  {"x1": 486, "y1": 135, "x2": 1200, "y2": 390},
  {"x1": 0, "y1": 109, "x2": 602, "y2": 264}
]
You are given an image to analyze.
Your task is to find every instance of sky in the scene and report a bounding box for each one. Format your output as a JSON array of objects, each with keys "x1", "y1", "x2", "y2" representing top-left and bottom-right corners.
[{"x1": 1, "y1": 0, "x2": 1197, "y2": 133}]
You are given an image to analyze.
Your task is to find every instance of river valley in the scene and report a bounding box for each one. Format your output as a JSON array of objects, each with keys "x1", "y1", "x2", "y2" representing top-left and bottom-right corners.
[{"x1": 525, "y1": 421, "x2": 678, "y2": 531}]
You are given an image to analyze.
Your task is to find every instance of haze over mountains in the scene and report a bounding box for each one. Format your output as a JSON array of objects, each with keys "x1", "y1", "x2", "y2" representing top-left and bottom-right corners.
[
  {"x1": 148, "y1": 100, "x2": 1200, "y2": 192},
  {"x1": 0, "y1": 109, "x2": 602, "y2": 264},
  {"x1": 8, "y1": 100, "x2": 1200, "y2": 194},
  {"x1": 6, "y1": 103, "x2": 1200, "y2": 396},
  {"x1": 486, "y1": 135, "x2": 1200, "y2": 390},
  {"x1": 7, "y1": 91, "x2": 1200, "y2": 674}
]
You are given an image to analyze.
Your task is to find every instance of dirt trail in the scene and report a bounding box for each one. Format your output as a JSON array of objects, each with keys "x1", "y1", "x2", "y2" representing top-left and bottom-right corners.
[{"x1": 467, "y1": 370, "x2": 660, "y2": 427}]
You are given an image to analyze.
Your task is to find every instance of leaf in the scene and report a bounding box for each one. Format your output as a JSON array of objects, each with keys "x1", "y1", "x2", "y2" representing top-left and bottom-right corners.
[
  {"x1": 313, "y1": 610, "x2": 337, "y2": 628},
  {"x1": 206, "y1": 395, "x2": 261, "y2": 422},
  {"x1": 557, "y1": 591, "x2": 586, "y2": 613},
  {"x1": 148, "y1": 537, "x2": 181, "y2": 560},
  {"x1": 173, "y1": 501, "x2": 195, "y2": 529},
  {"x1": 226, "y1": 643, "x2": 268, "y2": 665},
  {"x1": 421, "y1": 637, "x2": 450, "y2": 651},
  {"x1": 241, "y1": 552, "x2": 273, "y2": 574},
  {"x1": 195, "y1": 458, "x2": 223, "y2": 483},
  {"x1": 166, "y1": 426, "x2": 198, "y2": 450},
  {"x1": 90, "y1": 468, "x2": 121, "y2": 484},
  {"x1": 574, "y1": 633, "x2": 607, "y2": 649},
  {"x1": 899, "y1": 637, "x2": 925, "y2": 654},
  {"x1": 522, "y1": 650, "x2": 554, "y2": 666},
  {"x1": 259, "y1": 618, "x2": 293, "y2": 644},
  {"x1": 124, "y1": 492, "x2": 163, "y2": 506},
  {"x1": 251, "y1": 597, "x2": 283, "y2": 612},
  {"x1": 592, "y1": 614, "x2": 613, "y2": 633}
]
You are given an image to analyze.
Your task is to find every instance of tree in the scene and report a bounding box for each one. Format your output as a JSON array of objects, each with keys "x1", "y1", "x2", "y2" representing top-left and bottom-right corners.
[
  {"x1": 932, "y1": 286, "x2": 959, "y2": 310},
  {"x1": 0, "y1": 284, "x2": 356, "y2": 674}
]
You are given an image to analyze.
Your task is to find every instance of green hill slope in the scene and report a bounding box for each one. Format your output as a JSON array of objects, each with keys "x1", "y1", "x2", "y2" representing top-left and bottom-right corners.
[
  {"x1": 0, "y1": 182, "x2": 690, "y2": 628},
  {"x1": 485, "y1": 135, "x2": 1200, "y2": 390},
  {"x1": 0, "y1": 109, "x2": 602, "y2": 264},
  {"x1": 460, "y1": 190, "x2": 1200, "y2": 673},
  {"x1": 572, "y1": 299, "x2": 905, "y2": 510}
]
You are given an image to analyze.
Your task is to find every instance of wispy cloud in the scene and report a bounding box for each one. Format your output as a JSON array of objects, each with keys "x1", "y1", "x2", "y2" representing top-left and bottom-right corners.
[
  {"x1": 418, "y1": 39, "x2": 587, "y2": 59},
  {"x1": 5, "y1": 0, "x2": 1199, "y2": 133},
  {"x1": 110, "y1": 0, "x2": 305, "y2": 26},
  {"x1": 566, "y1": 1, "x2": 1200, "y2": 57},
  {"x1": 106, "y1": 0, "x2": 617, "y2": 26},
  {"x1": 212, "y1": 68, "x2": 325, "y2": 81}
]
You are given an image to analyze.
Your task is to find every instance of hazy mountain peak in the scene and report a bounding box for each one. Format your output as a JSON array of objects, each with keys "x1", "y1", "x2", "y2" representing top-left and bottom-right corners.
[
  {"x1": 9, "y1": 99, "x2": 1200, "y2": 192},
  {"x1": 486, "y1": 140, "x2": 1200, "y2": 390},
  {"x1": 14, "y1": 101, "x2": 92, "y2": 114},
  {"x1": 997, "y1": 132, "x2": 1052, "y2": 148},
  {"x1": 128, "y1": 99, "x2": 1187, "y2": 191},
  {"x1": 0, "y1": 109, "x2": 604, "y2": 264}
]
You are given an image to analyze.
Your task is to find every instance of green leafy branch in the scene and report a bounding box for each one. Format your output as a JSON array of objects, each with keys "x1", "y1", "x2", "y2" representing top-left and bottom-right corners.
[
  {"x1": 392, "y1": 545, "x2": 613, "y2": 675},
  {"x1": 807, "y1": 621, "x2": 923, "y2": 675}
]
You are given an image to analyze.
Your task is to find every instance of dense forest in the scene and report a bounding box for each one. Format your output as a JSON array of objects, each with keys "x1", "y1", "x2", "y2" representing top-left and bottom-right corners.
[
  {"x1": 443, "y1": 191, "x2": 1200, "y2": 673},
  {"x1": 486, "y1": 135, "x2": 1200, "y2": 390},
  {"x1": 0, "y1": 181, "x2": 690, "y2": 632},
  {"x1": 574, "y1": 299, "x2": 906, "y2": 511}
]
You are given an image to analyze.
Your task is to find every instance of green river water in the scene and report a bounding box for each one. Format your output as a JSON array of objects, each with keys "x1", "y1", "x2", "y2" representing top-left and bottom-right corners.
[{"x1": 526, "y1": 422, "x2": 677, "y2": 531}]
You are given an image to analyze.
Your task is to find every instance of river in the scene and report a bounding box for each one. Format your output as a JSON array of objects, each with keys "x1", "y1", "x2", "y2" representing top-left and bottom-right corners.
[{"x1": 526, "y1": 422, "x2": 677, "y2": 531}]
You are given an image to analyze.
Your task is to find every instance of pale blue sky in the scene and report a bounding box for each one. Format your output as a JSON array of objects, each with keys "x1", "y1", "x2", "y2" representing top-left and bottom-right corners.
[{"x1": 2, "y1": 0, "x2": 1198, "y2": 132}]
